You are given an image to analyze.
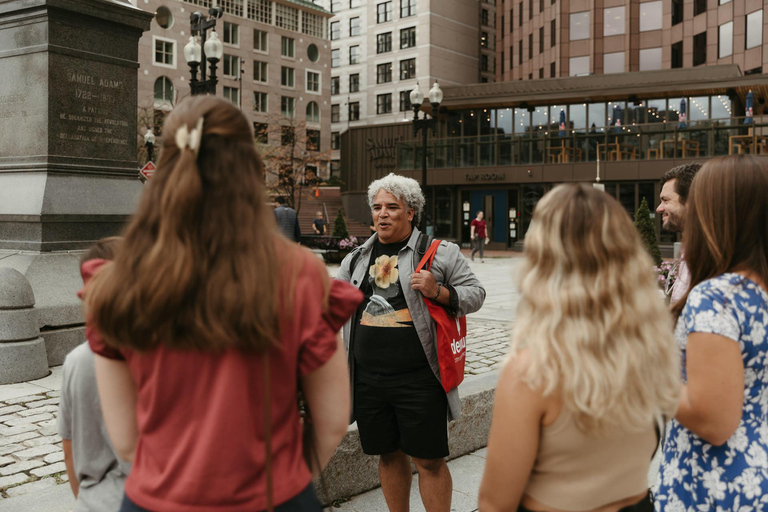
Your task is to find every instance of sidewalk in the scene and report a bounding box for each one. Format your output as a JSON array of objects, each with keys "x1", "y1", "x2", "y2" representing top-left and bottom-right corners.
[{"x1": 0, "y1": 256, "x2": 523, "y2": 509}]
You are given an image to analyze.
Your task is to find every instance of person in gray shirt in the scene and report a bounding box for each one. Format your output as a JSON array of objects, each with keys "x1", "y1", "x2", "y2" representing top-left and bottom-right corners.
[
  {"x1": 274, "y1": 196, "x2": 301, "y2": 242},
  {"x1": 59, "y1": 236, "x2": 129, "y2": 512}
]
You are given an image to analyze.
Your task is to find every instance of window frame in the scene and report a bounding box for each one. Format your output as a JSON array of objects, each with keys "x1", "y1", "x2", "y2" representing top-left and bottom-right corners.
[
  {"x1": 349, "y1": 45, "x2": 361, "y2": 65},
  {"x1": 306, "y1": 101, "x2": 321, "y2": 123},
  {"x1": 280, "y1": 36, "x2": 295, "y2": 58},
  {"x1": 400, "y1": 0, "x2": 415, "y2": 18},
  {"x1": 377, "y1": 93, "x2": 393, "y2": 115},
  {"x1": 253, "y1": 60, "x2": 268, "y2": 83},
  {"x1": 222, "y1": 54, "x2": 241, "y2": 79},
  {"x1": 349, "y1": 73, "x2": 360, "y2": 92},
  {"x1": 377, "y1": 62, "x2": 393, "y2": 83},
  {"x1": 253, "y1": 29, "x2": 268, "y2": 53},
  {"x1": 223, "y1": 21, "x2": 240, "y2": 46},
  {"x1": 152, "y1": 35, "x2": 177, "y2": 69},
  {"x1": 349, "y1": 101, "x2": 360, "y2": 121},
  {"x1": 399, "y1": 58, "x2": 416, "y2": 80},
  {"x1": 306, "y1": 70, "x2": 321, "y2": 94},
  {"x1": 377, "y1": 32, "x2": 393, "y2": 53},
  {"x1": 281, "y1": 66, "x2": 295, "y2": 88},
  {"x1": 281, "y1": 96, "x2": 295, "y2": 118},
  {"x1": 377, "y1": 1, "x2": 393, "y2": 23},
  {"x1": 253, "y1": 91, "x2": 268, "y2": 113},
  {"x1": 400, "y1": 27, "x2": 416, "y2": 49}
]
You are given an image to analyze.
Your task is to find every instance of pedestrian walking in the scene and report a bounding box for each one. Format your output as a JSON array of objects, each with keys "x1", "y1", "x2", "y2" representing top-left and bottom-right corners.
[
  {"x1": 60, "y1": 237, "x2": 130, "y2": 512},
  {"x1": 80, "y1": 96, "x2": 363, "y2": 512},
  {"x1": 470, "y1": 211, "x2": 488, "y2": 262},
  {"x1": 336, "y1": 173, "x2": 486, "y2": 512},
  {"x1": 275, "y1": 196, "x2": 301, "y2": 243},
  {"x1": 654, "y1": 155, "x2": 768, "y2": 510},
  {"x1": 478, "y1": 184, "x2": 680, "y2": 512},
  {"x1": 656, "y1": 163, "x2": 701, "y2": 305},
  {"x1": 312, "y1": 211, "x2": 327, "y2": 236}
]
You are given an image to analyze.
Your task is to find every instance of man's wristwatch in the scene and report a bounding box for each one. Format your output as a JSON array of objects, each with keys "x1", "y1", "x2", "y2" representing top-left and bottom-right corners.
[{"x1": 432, "y1": 283, "x2": 442, "y2": 301}]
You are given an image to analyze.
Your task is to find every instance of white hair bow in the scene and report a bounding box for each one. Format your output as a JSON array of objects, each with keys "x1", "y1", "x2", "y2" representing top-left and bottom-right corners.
[{"x1": 175, "y1": 117, "x2": 205, "y2": 155}]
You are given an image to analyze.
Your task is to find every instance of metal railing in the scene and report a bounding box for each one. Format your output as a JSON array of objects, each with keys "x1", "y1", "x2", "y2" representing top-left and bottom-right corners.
[{"x1": 396, "y1": 117, "x2": 768, "y2": 170}]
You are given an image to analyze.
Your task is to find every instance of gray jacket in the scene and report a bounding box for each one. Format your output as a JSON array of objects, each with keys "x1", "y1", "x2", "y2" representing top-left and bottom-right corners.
[{"x1": 336, "y1": 228, "x2": 486, "y2": 421}]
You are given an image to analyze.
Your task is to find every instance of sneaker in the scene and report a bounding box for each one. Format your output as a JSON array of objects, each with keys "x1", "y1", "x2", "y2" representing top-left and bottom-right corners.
[
  {"x1": 470, "y1": 254, "x2": 474, "y2": 262},
  {"x1": 480, "y1": 259, "x2": 485, "y2": 263}
]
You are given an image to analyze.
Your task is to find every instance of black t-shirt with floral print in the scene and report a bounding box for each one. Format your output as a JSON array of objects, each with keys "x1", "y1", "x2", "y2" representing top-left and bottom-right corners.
[{"x1": 353, "y1": 239, "x2": 431, "y2": 384}]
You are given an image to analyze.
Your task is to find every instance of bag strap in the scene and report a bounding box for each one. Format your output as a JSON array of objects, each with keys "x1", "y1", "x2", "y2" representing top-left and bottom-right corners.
[
  {"x1": 263, "y1": 355, "x2": 274, "y2": 512},
  {"x1": 347, "y1": 247, "x2": 364, "y2": 286},
  {"x1": 415, "y1": 239, "x2": 441, "y2": 273},
  {"x1": 412, "y1": 232, "x2": 433, "y2": 270}
]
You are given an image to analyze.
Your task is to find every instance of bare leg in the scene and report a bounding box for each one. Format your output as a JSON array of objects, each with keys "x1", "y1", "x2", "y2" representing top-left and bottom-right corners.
[
  {"x1": 412, "y1": 457, "x2": 452, "y2": 512},
  {"x1": 379, "y1": 450, "x2": 412, "y2": 512}
]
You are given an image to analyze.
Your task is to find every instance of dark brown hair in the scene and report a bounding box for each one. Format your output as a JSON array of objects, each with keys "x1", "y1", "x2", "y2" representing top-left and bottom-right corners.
[
  {"x1": 659, "y1": 163, "x2": 702, "y2": 204},
  {"x1": 671, "y1": 155, "x2": 768, "y2": 317},
  {"x1": 85, "y1": 96, "x2": 326, "y2": 353},
  {"x1": 81, "y1": 237, "x2": 122, "y2": 264}
]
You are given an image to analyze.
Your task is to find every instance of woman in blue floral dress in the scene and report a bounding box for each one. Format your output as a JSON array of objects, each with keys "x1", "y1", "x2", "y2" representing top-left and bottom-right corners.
[{"x1": 655, "y1": 155, "x2": 768, "y2": 511}]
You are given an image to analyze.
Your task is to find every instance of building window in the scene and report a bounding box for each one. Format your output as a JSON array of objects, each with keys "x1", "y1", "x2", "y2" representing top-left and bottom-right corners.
[
  {"x1": 672, "y1": 0, "x2": 683, "y2": 26},
  {"x1": 538, "y1": 68, "x2": 543, "y2": 78},
  {"x1": 640, "y1": 1, "x2": 662, "y2": 32},
  {"x1": 401, "y1": 0, "x2": 415, "y2": 18},
  {"x1": 719, "y1": 22, "x2": 733, "y2": 58},
  {"x1": 747, "y1": 10, "x2": 763, "y2": 50},
  {"x1": 538, "y1": 27, "x2": 543, "y2": 54},
  {"x1": 693, "y1": 32, "x2": 706, "y2": 66},
  {"x1": 223, "y1": 55, "x2": 240, "y2": 79},
  {"x1": 481, "y1": 32, "x2": 489, "y2": 48},
  {"x1": 253, "y1": 122, "x2": 268, "y2": 144},
  {"x1": 377, "y1": 93, "x2": 392, "y2": 114},
  {"x1": 501, "y1": 15, "x2": 505, "y2": 37},
  {"x1": 510, "y1": 45, "x2": 514, "y2": 70},
  {"x1": 307, "y1": 44, "x2": 319, "y2": 63},
  {"x1": 154, "y1": 76, "x2": 174, "y2": 104},
  {"x1": 603, "y1": 52, "x2": 624, "y2": 74},
  {"x1": 603, "y1": 7, "x2": 625, "y2": 36},
  {"x1": 251, "y1": 0, "x2": 272, "y2": 25},
  {"x1": 528, "y1": 33, "x2": 533, "y2": 59},
  {"x1": 253, "y1": 61, "x2": 267, "y2": 82},
  {"x1": 275, "y1": 3, "x2": 298, "y2": 31},
  {"x1": 350, "y1": 73, "x2": 360, "y2": 92},
  {"x1": 331, "y1": 160, "x2": 340, "y2": 178},
  {"x1": 481, "y1": 54, "x2": 489, "y2": 72},
  {"x1": 377, "y1": 32, "x2": 392, "y2": 53},
  {"x1": 399, "y1": 90, "x2": 412, "y2": 111},
  {"x1": 331, "y1": 49, "x2": 340, "y2": 68},
  {"x1": 400, "y1": 58, "x2": 416, "y2": 79},
  {"x1": 155, "y1": 6, "x2": 173, "y2": 29},
  {"x1": 281, "y1": 96, "x2": 295, "y2": 117},
  {"x1": 330, "y1": 0, "x2": 341, "y2": 12},
  {"x1": 306, "y1": 101, "x2": 320, "y2": 123},
  {"x1": 518, "y1": 1, "x2": 523, "y2": 27},
  {"x1": 223, "y1": 86, "x2": 239, "y2": 105},
  {"x1": 550, "y1": 20, "x2": 556, "y2": 47},
  {"x1": 569, "y1": 12, "x2": 589, "y2": 41},
  {"x1": 569, "y1": 56, "x2": 589, "y2": 76},
  {"x1": 349, "y1": 102, "x2": 360, "y2": 121},
  {"x1": 307, "y1": 130, "x2": 320, "y2": 151},
  {"x1": 330, "y1": 21, "x2": 340, "y2": 40},
  {"x1": 550, "y1": 61, "x2": 556, "y2": 77},
  {"x1": 350, "y1": 17, "x2": 360, "y2": 36},
  {"x1": 377, "y1": 63, "x2": 393, "y2": 83},
  {"x1": 331, "y1": 132, "x2": 340, "y2": 150},
  {"x1": 281, "y1": 66, "x2": 295, "y2": 87},
  {"x1": 302, "y1": 13, "x2": 325, "y2": 38},
  {"x1": 349, "y1": 46, "x2": 361, "y2": 64},
  {"x1": 350, "y1": 0, "x2": 361, "y2": 7},
  {"x1": 539, "y1": 0, "x2": 543, "y2": 13},
  {"x1": 281, "y1": 36, "x2": 295, "y2": 58},
  {"x1": 639, "y1": 48, "x2": 662, "y2": 71},
  {"x1": 331, "y1": 104, "x2": 340, "y2": 123},
  {"x1": 331, "y1": 76, "x2": 340, "y2": 95},
  {"x1": 154, "y1": 37, "x2": 175, "y2": 67},
  {"x1": 253, "y1": 91, "x2": 268, "y2": 113},
  {"x1": 481, "y1": 9, "x2": 489, "y2": 26},
  {"x1": 307, "y1": 70, "x2": 320, "y2": 92},
  {"x1": 253, "y1": 29, "x2": 268, "y2": 52},
  {"x1": 281, "y1": 126, "x2": 294, "y2": 146},
  {"x1": 500, "y1": 50, "x2": 504, "y2": 73},
  {"x1": 693, "y1": 0, "x2": 706, "y2": 16},
  {"x1": 519, "y1": 41, "x2": 523, "y2": 64},
  {"x1": 220, "y1": 0, "x2": 243, "y2": 17},
  {"x1": 671, "y1": 41, "x2": 683, "y2": 68},
  {"x1": 377, "y1": 1, "x2": 392, "y2": 23},
  {"x1": 400, "y1": 27, "x2": 416, "y2": 48},
  {"x1": 528, "y1": 0, "x2": 532, "y2": 19},
  {"x1": 223, "y1": 22, "x2": 239, "y2": 45}
]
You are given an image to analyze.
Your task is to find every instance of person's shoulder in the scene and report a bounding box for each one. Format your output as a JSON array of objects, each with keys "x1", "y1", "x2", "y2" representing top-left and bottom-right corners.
[{"x1": 63, "y1": 342, "x2": 94, "y2": 371}]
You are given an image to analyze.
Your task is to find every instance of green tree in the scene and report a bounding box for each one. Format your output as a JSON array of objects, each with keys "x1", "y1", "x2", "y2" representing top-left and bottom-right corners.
[
  {"x1": 634, "y1": 197, "x2": 662, "y2": 266},
  {"x1": 332, "y1": 209, "x2": 349, "y2": 239}
]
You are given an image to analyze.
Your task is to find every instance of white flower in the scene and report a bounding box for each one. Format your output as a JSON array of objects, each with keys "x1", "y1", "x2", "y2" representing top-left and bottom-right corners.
[
  {"x1": 749, "y1": 320, "x2": 766, "y2": 345},
  {"x1": 702, "y1": 468, "x2": 727, "y2": 500},
  {"x1": 745, "y1": 444, "x2": 768, "y2": 468},
  {"x1": 735, "y1": 468, "x2": 763, "y2": 500},
  {"x1": 663, "y1": 456, "x2": 683, "y2": 487},
  {"x1": 728, "y1": 425, "x2": 749, "y2": 452},
  {"x1": 676, "y1": 429, "x2": 691, "y2": 454}
]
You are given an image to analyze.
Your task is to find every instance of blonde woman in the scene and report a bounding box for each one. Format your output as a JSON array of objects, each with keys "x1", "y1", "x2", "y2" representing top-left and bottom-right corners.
[{"x1": 478, "y1": 184, "x2": 681, "y2": 512}]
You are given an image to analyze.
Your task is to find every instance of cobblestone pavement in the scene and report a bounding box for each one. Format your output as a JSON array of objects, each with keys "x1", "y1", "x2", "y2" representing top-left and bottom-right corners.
[{"x1": 0, "y1": 255, "x2": 523, "y2": 508}]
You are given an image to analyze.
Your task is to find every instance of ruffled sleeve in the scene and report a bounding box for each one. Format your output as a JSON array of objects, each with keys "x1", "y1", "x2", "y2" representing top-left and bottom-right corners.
[
  {"x1": 298, "y1": 279, "x2": 363, "y2": 376},
  {"x1": 79, "y1": 259, "x2": 126, "y2": 361},
  {"x1": 684, "y1": 277, "x2": 741, "y2": 343}
]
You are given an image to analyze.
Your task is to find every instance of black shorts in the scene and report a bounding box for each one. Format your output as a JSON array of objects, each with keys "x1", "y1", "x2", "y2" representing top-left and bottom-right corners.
[{"x1": 354, "y1": 371, "x2": 449, "y2": 460}]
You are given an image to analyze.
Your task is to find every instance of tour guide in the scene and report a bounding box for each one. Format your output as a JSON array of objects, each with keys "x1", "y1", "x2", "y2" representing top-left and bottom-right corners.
[{"x1": 336, "y1": 173, "x2": 486, "y2": 512}]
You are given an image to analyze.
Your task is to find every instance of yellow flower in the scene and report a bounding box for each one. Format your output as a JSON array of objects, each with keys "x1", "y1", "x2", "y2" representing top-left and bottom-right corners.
[{"x1": 369, "y1": 255, "x2": 399, "y2": 289}]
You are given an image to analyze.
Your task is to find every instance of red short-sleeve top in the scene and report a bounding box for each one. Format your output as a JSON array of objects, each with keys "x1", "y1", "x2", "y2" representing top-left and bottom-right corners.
[{"x1": 84, "y1": 252, "x2": 362, "y2": 512}]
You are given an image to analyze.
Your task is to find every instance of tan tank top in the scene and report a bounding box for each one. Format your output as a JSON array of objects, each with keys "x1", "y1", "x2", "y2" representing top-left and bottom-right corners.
[{"x1": 524, "y1": 408, "x2": 657, "y2": 511}]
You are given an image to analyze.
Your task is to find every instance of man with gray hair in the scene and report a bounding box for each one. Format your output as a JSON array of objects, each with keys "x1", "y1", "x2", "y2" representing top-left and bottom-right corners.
[{"x1": 337, "y1": 173, "x2": 486, "y2": 512}]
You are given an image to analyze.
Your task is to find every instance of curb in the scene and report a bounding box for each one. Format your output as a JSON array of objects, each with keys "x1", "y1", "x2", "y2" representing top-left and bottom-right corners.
[{"x1": 315, "y1": 370, "x2": 500, "y2": 504}]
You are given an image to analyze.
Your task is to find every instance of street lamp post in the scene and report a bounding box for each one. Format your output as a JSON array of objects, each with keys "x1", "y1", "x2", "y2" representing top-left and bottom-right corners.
[
  {"x1": 410, "y1": 81, "x2": 443, "y2": 233},
  {"x1": 184, "y1": 7, "x2": 224, "y2": 96}
]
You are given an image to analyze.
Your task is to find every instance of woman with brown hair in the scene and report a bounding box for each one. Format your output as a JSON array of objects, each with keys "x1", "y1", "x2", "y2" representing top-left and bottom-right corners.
[
  {"x1": 654, "y1": 155, "x2": 768, "y2": 510},
  {"x1": 478, "y1": 184, "x2": 681, "y2": 512},
  {"x1": 82, "y1": 96, "x2": 363, "y2": 512}
]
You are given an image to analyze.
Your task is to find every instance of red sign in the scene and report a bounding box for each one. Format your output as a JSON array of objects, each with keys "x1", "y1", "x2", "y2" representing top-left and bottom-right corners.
[{"x1": 139, "y1": 161, "x2": 156, "y2": 180}]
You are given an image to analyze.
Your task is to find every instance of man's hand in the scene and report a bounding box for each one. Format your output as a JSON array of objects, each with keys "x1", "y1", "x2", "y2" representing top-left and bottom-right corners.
[{"x1": 411, "y1": 269, "x2": 438, "y2": 298}]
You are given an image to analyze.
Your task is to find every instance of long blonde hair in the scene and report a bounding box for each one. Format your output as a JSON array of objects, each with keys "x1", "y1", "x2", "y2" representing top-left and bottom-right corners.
[{"x1": 511, "y1": 184, "x2": 680, "y2": 431}]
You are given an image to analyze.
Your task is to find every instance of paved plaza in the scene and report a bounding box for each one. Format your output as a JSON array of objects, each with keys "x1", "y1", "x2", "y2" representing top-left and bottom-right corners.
[{"x1": 0, "y1": 255, "x2": 523, "y2": 511}]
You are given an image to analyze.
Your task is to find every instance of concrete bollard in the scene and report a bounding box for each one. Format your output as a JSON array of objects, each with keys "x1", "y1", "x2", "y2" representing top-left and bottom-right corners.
[{"x1": 0, "y1": 268, "x2": 49, "y2": 384}]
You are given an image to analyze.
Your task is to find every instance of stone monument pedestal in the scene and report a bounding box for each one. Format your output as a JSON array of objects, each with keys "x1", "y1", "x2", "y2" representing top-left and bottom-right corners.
[{"x1": 0, "y1": 0, "x2": 152, "y2": 381}]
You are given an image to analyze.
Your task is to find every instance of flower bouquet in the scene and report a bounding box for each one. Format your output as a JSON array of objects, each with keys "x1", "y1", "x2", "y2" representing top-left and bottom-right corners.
[{"x1": 654, "y1": 260, "x2": 679, "y2": 296}]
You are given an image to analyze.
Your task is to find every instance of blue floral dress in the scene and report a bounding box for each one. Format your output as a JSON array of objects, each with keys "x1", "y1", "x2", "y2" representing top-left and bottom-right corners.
[{"x1": 654, "y1": 273, "x2": 768, "y2": 511}]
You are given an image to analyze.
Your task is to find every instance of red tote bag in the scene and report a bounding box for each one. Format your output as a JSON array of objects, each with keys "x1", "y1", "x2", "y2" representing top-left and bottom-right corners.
[{"x1": 415, "y1": 240, "x2": 467, "y2": 393}]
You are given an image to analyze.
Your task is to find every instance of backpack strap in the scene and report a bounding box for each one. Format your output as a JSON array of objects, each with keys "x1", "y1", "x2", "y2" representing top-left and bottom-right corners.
[
  {"x1": 347, "y1": 247, "x2": 364, "y2": 287},
  {"x1": 413, "y1": 232, "x2": 434, "y2": 271}
]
